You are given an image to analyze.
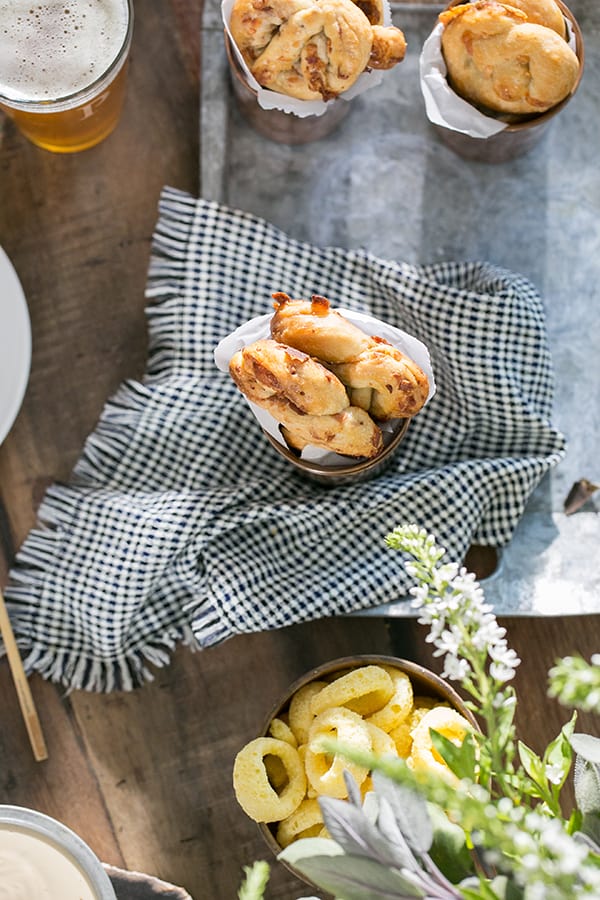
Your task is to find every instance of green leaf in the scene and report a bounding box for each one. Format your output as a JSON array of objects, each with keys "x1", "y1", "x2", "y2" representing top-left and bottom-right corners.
[
  {"x1": 371, "y1": 773, "x2": 433, "y2": 853},
  {"x1": 238, "y1": 861, "x2": 270, "y2": 900},
  {"x1": 291, "y1": 853, "x2": 426, "y2": 900},
  {"x1": 429, "y1": 730, "x2": 477, "y2": 781},
  {"x1": 571, "y1": 733, "x2": 600, "y2": 764},
  {"x1": 376, "y1": 797, "x2": 420, "y2": 871},
  {"x1": 427, "y1": 803, "x2": 473, "y2": 884},
  {"x1": 318, "y1": 795, "x2": 416, "y2": 871},
  {"x1": 567, "y1": 808, "x2": 583, "y2": 835},
  {"x1": 517, "y1": 741, "x2": 545, "y2": 785},
  {"x1": 460, "y1": 875, "x2": 522, "y2": 900},
  {"x1": 580, "y1": 812, "x2": 600, "y2": 852},
  {"x1": 278, "y1": 837, "x2": 344, "y2": 867},
  {"x1": 574, "y1": 756, "x2": 600, "y2": 815},
  {"x1": 544, "y1": 729, "x2": 572, "y2": 772}
]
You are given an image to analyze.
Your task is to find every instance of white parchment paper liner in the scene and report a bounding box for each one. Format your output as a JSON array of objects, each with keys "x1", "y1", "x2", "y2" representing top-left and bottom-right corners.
[
  {"x1": 419, "y1": 14, "x2": 576, "y2": 139},
  {"x1": 222, "y1": 0, "x2": 391, "y2": 117},
  {"x1": 214, "y1": 308, "x2": 436, "y2": 465}
]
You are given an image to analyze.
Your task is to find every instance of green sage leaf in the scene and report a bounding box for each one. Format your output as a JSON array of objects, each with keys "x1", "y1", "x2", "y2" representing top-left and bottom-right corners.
[
  {"x1": 574, "y1": 755, "x2": 600, "y2": 815},
  {"x1": 427, "y1": 803, "x2": 473, "y2": 884},
  {"x1": 579, "y1": 812, "x2": 600, "y2": 851},
  {"x1": 371, "y1": 773, "x2": 433, "y2": 853},
  {"x1": 570, "y1": 733, "x2": 600, "y2": 764},
  {"x1": 278, "y1": 837, "x2": 344, "y2": 867},
  {"x1": 318, "y1": 795, "x2": 415, "y2": 870},
  {"x1": 292, "y1": 853, "x2": 426, "y2": 900}
]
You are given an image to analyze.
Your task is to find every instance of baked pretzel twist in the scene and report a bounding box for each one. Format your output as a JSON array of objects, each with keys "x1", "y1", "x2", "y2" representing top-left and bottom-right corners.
[
  {"x1": 230, "y1": 0, "x2": 406, "y2": 101},
  {"x1": 439, "y1": 1, "x2": 578, "y2": 116},
  {"x1": 229, "y1": 338, "x2": 384, "y2": 458},
  {"x1": 270, "y1": 293, "x2": 429, "y2": 421}
]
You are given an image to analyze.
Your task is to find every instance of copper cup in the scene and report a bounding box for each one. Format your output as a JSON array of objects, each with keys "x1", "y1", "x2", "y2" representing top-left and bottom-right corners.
[
  {"x1": 224, "y1": 32, "x2": 350, "y2": 145},
  {"x1": 255, "y1": 654, "x2": 478, "y2": 883},
  {"x1": 263, "y1": 416, "x2": 411, "y2": 486},
  {"x1": 432, "y1": 0, "x2": 584, "y2": 163}
]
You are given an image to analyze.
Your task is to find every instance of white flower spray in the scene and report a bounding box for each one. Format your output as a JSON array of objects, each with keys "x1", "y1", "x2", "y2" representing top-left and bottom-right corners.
[{"x1": 386, "y1": 524, "x2": 521, "y2": 798}]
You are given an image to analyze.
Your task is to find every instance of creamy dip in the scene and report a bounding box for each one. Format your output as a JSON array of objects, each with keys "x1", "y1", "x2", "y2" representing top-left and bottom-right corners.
[{"x1": 0, "y1": 824, "x2": 98, "y2": 900}]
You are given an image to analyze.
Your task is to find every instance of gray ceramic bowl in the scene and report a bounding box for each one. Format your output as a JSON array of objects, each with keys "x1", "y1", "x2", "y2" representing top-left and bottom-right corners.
[{"x1": 0, "y1": 805, "x2": 116, "y2": 899}]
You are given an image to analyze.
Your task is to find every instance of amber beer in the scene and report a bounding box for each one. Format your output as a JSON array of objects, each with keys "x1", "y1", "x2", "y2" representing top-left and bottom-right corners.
[{"x1": 0, "y1": 0, "x2": 133, "y2": 153}]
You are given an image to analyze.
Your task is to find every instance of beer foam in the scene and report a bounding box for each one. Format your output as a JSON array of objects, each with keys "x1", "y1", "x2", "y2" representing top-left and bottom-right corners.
[
  {"x1": 0, "y1": 0, "x2": 129, "y2": 103},
  {"x1": 0, "y1": 825, "x2": 98, "y2": 900}
]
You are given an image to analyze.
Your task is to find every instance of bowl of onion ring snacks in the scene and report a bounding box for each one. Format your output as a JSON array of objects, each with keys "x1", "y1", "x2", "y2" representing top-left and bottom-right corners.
[
  {"x1": 214, "y1": 292, "x2": 435, "y2": 486},
  {"x1": 420, "y1": 0, "x2": 584, "y2": 163},
  {"x1": 221, "y1": 0, "x2": 408, "y2": 143},
  {"x1": 232, "y1": 654, "x2": 477, "y2": 880}
]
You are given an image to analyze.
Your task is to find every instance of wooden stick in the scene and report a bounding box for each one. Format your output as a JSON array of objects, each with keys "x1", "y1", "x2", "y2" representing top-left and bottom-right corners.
[{"x1": 0, "y1": 586, "x2": 48, "y2": 762}]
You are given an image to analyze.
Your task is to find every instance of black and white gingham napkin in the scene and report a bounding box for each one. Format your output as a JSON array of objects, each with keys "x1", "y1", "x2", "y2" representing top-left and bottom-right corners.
[{"x1": 5, "y1": 188, "x2": 565, "y2": 691}]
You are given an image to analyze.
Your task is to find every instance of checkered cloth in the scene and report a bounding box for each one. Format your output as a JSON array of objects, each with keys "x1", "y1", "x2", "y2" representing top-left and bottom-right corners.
[{"x1": 5, "y1": 188, "x2": 565, "y2": 691}]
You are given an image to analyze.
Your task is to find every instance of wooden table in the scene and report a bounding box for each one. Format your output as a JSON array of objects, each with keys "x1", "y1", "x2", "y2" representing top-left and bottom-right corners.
[{"x1": 0, "y1": 2, "x2": 598, "y2": 897}]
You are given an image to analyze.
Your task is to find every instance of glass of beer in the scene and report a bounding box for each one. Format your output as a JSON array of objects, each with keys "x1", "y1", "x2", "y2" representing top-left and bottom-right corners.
[{"x1": 0, "y1": 0, "x2": 134, "y2": 153}]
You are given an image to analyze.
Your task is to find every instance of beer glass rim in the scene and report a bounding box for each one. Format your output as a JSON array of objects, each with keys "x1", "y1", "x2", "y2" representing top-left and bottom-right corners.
[{"x1": 0, "y1": 0, "x2": 134, "y2": 113}]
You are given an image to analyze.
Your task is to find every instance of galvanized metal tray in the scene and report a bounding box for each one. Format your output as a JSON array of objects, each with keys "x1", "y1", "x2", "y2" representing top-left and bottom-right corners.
[{"x1": 199, "y1": 0, "x2": 600, "y2": 616}]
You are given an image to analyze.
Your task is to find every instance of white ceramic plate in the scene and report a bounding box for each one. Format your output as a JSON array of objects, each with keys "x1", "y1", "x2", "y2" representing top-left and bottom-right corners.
[{"x1": 0, "y1": 245, "x2": 31, "y2": 444}]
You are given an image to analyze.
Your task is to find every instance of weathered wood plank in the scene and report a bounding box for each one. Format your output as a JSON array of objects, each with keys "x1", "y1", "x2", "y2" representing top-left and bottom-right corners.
[
  {"x1": 70, "y1": 619, "x2": 393, "y2": 898},
  {"x1": 0, "y1": 664, "x2": 125, "y2": 867}
]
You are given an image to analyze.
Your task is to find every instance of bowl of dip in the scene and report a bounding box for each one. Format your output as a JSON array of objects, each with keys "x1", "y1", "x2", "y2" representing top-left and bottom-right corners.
[{"x1": 0, "y1": 805, "x2": 116, "y2": 900}]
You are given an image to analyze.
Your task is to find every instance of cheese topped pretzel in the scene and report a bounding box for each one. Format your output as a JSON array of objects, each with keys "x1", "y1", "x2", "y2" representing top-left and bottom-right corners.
[
  {"x1": 439, "y1": 1, "x2": 578, "y2": 116},
  {"x1": 271, "y1": 293, "x2": 429, "y2": 421},
  {"x1": 230, "y1": 0, "x2": 406, "y2": 101},
  {"x1": 229, "y1": 338, "x2": 384, "y2": 458}
]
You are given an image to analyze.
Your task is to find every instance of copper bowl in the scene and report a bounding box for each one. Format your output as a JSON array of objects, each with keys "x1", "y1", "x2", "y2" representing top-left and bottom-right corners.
[
  {"x1": 263, "y1": 416, "x2": 411, "y2": 486},
  {"x1": 432, "y1": 0, "x2": 584, "y2": 163},
  {"x1": 224, "y1": 32, "x2": 350, "y2": 145},
  {"x1": 255, "y1": 654, "x2": 478, "y2": 880}
]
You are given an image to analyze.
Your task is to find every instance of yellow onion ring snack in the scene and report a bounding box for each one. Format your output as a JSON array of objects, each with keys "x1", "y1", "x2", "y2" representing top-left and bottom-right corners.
[
  {"x1": 276, "y1": 797, "x2": 324, "y2": 848},
  {"x1": 389, "y1": 721, "x2": 413, "y2": 758},
  {"x1": 232, "y1": 661, "x2": 474, "y2": 846},
  {"x1": 366, "y1": 666, "x2": 413, "y2": 732},
  {"x1": 268, "y1": 717, "x2": 298, "y2": 746},
  {"x1": 409, "y1": 707, "x2": 473, "y2": 785},
  {"x1": 263, "y1": 753, "x2": 289, "y2": 791},
  {"x1": 361, "y1": 722, "x2": 398, "y2": 796},
  {"x1": 233, "y1": 737, "x2": 307, "y2": 822},
  {"x1": 288, "y1": 680, "x2": 328, "y2": 744},
  {"x1": 310, "y1": 665, "x2": 394, "y2": 718},
  {"x1": 305, "y1": 706, "x2": 372, "y2": 798}
]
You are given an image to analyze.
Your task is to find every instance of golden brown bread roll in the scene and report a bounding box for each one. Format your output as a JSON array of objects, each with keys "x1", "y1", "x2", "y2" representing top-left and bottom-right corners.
[
  {"x1": 369, "y1": 24, "x2": 407, "y2": 69},
  {"x1": 502, "y1": 0, "x2": 566, "y2": 36},
  {"x1": 271, "y1": 293, "x2": 370, "y2": 361},
  {"x1": 272, "y1": 399, "x2": 384, "y2": 458},
  {"x1": 331, "y1": 342, "x2": 430, "y2": 420},
  {"x1": 229, "y1": 0, "x2": 406, "y2": 101},
  {"x1": 439, "y1": 1, "x2": 579, "y2": 116},
  {"x1": 271, "y1": 293, "x2": 429, "y2": 421},
  {"x1": 229, "y1": 338, "x2": 383, "y2": 458},
  {"x1": 229, "y1": 338, "x2": 349, "y2": 415},
  {"x1": 352, "y1": 0, "x2": 384, "y2": 25}
]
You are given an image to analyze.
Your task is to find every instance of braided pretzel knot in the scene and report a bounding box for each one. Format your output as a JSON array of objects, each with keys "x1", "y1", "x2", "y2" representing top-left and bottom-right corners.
[
  {"x1": 271, "y1": 293, "x2": 429, "y2": 421},
  {"x1": 439, "y1": 1, "x2": 578, "y2": 116},
  {"x1": 229, "y1": 338, "x2": 384, "y2": 458},
  {"x1": 230, "y1": 0, "x2": 406, "y2": 101}
]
